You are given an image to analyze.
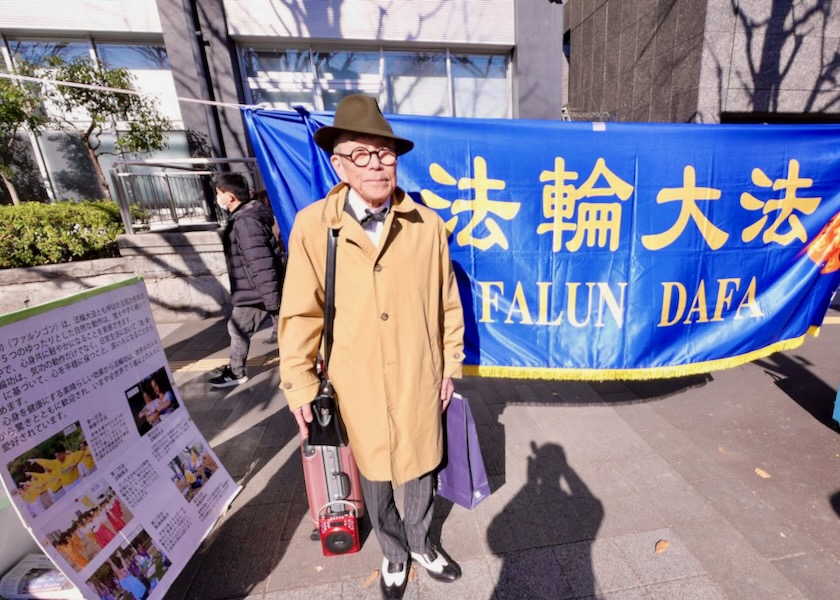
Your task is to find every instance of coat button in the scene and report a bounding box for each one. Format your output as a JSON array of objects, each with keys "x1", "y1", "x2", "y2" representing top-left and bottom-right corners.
[
  {"x1": 374, "y1": 264, "x2": 382, "y2": 272},
  {"x1": 454, "y1": 352, "x2": 461, "y2": 359},
  {"x1": 381, "y1": 313, "x2": 389, "y2": 321},
  {"x1": 283, "y1": 383, "x2": 292, "y2": 389}
]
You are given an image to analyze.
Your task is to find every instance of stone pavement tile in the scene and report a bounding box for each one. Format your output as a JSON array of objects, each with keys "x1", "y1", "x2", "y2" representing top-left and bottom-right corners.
[
  {"x1": 622, "y1": 375, "x2": 712, "y2": 403},
  {"x1": 188, "y1": 406, "x2": 235, "y2": 443},
  {"x1": 515, "y1": 424, "x2": 614, "y2": 468},
  {"x1": 160, "y1": 318, "x2": 228, "y2": 360},
  {"x1": 165, "y1": 543, "x2": 210, "y2": 600},
  {"x1": 430, "y1": 509, "x2": 485, "y2": 561},
  {"x1": 579, "y1": 491, "x2": 665, "y2": 538},
  {"x1": 615, "y1": 454, "x2": 718, "y2": 525},
  {"x1": 575, "y1": 410, "x2": 658, "y2": 462},
  {"x1": 587, "y1": 380, "x2": 638, "y2": 403},
  {"x1": 232, "y1": 442, "x2": 301, "y2": 508},
  {"x1": 611, "y1": 403, "x2": 669, "y2": 435},
  {"x1": 770, "y1": 551, "x2": 840, "y2": 599},
  {"x1": 515, "y1": 502, "x2": 588, "y2": 549},
  {"x1": 340, "y1": 570, "x2": 423, "y2": 600},
  {"x1": 672, "y1": 517, "x2": 808, "y2": 600},
  {"x1": 257, "y1": 405, "x2": 299, "y2": 449},
  {"x1": 414, "y1": 557, "x2": 497, "y2": 599},
  {"x1": 487, "y1": 548, "x2": 576, "y2": 600},
  {"x1": 514, "y1": 380, "x2": 604, "y2": 406},
  {"x1": 263, "y1": 582, "x2": 342, "y2": 600},
  {"x1": 610, "y1": 528, "x2": 705, "y2": 586},
  {"x1": 646, "y1": 575, "x2": 726, "y2": 600},
  {"x1": 571, "y1": 459, "x2": 638, "y2": 499},
  {"x1": 265, "y1": 535, "x2": 382, "y2": 593},
  {"x1": 690, "y1": 477, "x2": 822, "y2": 560},
  {"x1": 629, "y1": 422, "x2": 725, "y2": 484},
  {"x1": 465, "y1": 390, "x2": 503, "y2": 425},
  {"x1": 553, "y1": 538, "x2": 643, "y2": 597},
  {"x1": 475, "y1": 422, "x2": 507, "y2": 477},
  {"x1": 496, "y1": 405, "x2": 552, "y2": 451},
  {"x1": 184, "y1": 501, "x2": 287, "y2": 599},
  {"x1": 596, "y1": 587, "x2": 652, "y2": 600},
  {"x1": 212, "y1": 424, "x2": 267, "y2": 480}
]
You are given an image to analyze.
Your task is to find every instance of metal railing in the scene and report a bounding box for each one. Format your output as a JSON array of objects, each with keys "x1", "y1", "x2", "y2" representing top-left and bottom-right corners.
[{"x1": 110, "y1": 157, "x2": 259, "y2": 234}]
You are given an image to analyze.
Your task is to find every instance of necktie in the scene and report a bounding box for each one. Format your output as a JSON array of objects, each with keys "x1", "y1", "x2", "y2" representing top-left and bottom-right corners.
[{"x1": 359, "y1": 207, "x2": 389, "y2": 228}]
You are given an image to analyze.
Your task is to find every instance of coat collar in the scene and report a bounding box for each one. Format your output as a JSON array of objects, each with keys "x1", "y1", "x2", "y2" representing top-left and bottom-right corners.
[
  {"x1": 321, "y1": 183, "x2": 417, "y2": 258},
  {"x1": 321, "y1": 182, "x2": 416, "y2": 229}
]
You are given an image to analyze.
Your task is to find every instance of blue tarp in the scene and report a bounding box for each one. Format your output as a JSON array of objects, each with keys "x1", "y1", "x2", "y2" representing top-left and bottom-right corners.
[{"x1": 244, "y1": 107, "x2": 840, "y2": 380}]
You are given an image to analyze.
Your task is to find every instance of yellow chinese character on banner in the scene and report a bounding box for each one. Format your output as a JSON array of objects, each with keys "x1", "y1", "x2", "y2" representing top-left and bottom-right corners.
[
  {"x1": 642, "y1": 165, "x2": 728, "y2": 250},
  {"x1": 537, "y1": 157, "x2": 633, "y2": 252},
  {"x1": 420, "y1": 156, "x2": 520, "y2": 250},
  {"x1": 740, "y1": 159, "x2": 821, "y2": 245}
]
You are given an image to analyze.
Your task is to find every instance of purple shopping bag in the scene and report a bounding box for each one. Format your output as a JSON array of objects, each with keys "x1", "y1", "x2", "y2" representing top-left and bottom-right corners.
[{"x1": 437, "y1": 393, "x2": 491, "y2": 509}]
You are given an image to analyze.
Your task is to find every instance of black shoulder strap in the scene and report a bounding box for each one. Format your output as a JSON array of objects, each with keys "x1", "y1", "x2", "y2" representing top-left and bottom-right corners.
[{"x1": 323, "y1": 228, "x2": 338, "y2": 371}]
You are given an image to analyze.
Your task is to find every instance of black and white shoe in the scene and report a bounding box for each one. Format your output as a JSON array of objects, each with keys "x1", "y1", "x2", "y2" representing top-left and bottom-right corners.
[
  {"x1": 379, "y1": 557, "x2": 408, "y2": 600},
  {"x1": 410, "y1": 545, "x2": 461, "y2": 582},
  {"x1": 208, "y1": 366, "x2": 248, "y2": 388}
]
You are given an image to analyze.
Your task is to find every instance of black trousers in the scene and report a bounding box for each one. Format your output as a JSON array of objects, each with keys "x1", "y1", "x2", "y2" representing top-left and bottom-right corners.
[{"x1": 360, "y1": 471, "x2": 435, "y2": 563}]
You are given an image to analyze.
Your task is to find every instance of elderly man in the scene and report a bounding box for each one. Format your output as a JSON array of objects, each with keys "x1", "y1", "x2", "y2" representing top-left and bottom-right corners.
[{"x1": 279, "y1": 94, "x2": 465, "y2": 600}]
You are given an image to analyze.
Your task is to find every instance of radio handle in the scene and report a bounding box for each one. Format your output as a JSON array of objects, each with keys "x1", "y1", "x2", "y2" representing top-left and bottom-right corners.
[{"x1": 318, "y1": 500, "x2": 358, "y2": 518}]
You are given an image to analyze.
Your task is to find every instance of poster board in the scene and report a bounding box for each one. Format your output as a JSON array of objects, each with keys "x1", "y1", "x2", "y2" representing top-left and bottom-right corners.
[{"x1": 0, "y1": 278, "x2": 240, "y2": 599}]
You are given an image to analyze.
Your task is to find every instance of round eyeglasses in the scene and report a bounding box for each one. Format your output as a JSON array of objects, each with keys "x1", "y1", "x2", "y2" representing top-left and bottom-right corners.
[{"x1": 334, "y1": 147, "x2": 398, "y2": 167}]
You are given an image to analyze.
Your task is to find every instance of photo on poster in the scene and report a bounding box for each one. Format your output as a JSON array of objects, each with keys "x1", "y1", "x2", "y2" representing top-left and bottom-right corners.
[
  {"x1": 125, "y1": 366, "x2": 180, "y2": 437},
  {"x1": 43, "y1": 482, "x2": 134, "y2": 573},
  {"x1": 167, "y1": 440, "x2": 219, "y2": 503},
  {"x1": 6, "y1": 422, "x2": 97, "y2": 518},
  {"x1": 85, "y1": 527, "x2": 172, "y2": 600}
]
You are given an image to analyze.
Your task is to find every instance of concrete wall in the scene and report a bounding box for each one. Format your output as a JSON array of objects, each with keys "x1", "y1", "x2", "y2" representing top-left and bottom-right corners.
[
  {"x1": 513, "y1": 0, "x2": 566, "y2": 120},
  {"x1": 566, "y1": 0, "x2": 840, "y2": 124},
  {"x1": 566, "y1": 0, "x2": 706, "y2": 123},
  {"x1": 0, "y1": 230, "x2": 230, "y2": 323},
  {"x1": 698, "y1": 0, "x2": 840, "y2": 123}
]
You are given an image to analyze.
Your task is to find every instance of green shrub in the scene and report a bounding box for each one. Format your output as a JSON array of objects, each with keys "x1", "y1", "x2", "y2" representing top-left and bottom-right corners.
[{"x1": 0, "y1": 200, "x2": 125, "y2": 268}]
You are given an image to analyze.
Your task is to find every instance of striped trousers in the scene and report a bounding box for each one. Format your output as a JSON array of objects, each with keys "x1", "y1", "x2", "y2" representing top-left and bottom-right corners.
[{"x1": 360, "y1": 471, "x2": 435, "y2": 563}]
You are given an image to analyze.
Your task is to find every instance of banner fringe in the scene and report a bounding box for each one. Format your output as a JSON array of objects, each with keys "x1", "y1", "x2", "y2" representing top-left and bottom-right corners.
[{"x1": 462, "y1": 334, "x2": 809, "y2": 381}]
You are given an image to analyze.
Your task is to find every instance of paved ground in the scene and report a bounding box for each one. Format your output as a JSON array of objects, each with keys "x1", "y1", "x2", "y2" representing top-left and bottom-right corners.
[{"x1": 158, "y1": 311, "x2": 840, "y2": 600}]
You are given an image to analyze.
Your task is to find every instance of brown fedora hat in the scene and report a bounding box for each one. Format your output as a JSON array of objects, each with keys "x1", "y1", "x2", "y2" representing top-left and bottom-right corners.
[{"x1": 313, "y1": 94, "x2": 414, "y2": 156}]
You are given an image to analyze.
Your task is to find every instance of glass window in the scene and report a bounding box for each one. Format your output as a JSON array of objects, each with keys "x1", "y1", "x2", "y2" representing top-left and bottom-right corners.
[
  {"x1": 451, "y1": 54, "x2": 509, "y2": 118},
  {"x1": 243, "y1": 49, "x2": 311, "y2": 78},
  {"x1": 251, "y1": 88, "x2": 315, "y2": 111},
  {"x1": 314, "y1": 51, "x2": 379, "y2": 81},
  {"x1": 97, "y1": 44, "x2": 170, "y2": 70},
  {"x1": 96, "y1": 43, "x2": 182, "y2": 127},
  {"x1": 384, "y1": 51, "x2": 448, "y2": 116},
  {"x1": 322, "y1": 88, "x2": 376, "y2": 111},
  {"x1": 9, "y1": 40, "x2": 89, "y2": 66},
  {"x1": 240, "y1": 46, "x2": 510, "y2": 117}
]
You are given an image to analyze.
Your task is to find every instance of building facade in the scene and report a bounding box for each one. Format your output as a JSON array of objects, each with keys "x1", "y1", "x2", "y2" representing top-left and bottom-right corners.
[
  {"x1": 564, "y1": 0, "x2": 840, "y2": 123},
  {"x1": 0, "y1": 0, "x2": 566, "y2": 205}
]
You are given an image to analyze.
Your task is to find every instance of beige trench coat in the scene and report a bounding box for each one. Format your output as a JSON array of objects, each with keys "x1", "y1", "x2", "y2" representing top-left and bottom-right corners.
[{"x1": 279, "y1": 183, "x2": 465, "y2": 486}]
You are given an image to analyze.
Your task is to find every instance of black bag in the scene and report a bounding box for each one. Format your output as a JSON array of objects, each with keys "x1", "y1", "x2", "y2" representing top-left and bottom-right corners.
[{"x1": 307, "y1": 228, "x2": 348, "y2": 447}]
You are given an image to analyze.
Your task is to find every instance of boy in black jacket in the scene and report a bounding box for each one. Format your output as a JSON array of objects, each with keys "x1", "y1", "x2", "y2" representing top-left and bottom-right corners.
[{"x1": 210, "y1": 173, "x2": 284, "y2": 388}]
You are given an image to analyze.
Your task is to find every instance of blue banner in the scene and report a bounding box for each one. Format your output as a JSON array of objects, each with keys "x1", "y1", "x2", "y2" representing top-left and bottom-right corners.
[{"x1": 243, "y1": 107, "x2": 840, "y2": 380}]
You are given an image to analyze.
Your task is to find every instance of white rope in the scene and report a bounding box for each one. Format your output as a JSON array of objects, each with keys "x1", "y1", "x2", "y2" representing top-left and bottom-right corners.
[{"x1": 0, "y1": 71, "x2": 261, "y2": 110}]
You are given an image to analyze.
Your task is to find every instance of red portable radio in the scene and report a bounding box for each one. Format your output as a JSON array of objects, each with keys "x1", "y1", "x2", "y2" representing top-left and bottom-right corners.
[{"x1": 318, "y1": 500, "x2": 360, "y2": 556}]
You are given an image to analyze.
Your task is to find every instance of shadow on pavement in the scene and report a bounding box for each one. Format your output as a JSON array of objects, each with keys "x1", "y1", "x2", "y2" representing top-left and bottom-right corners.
[
  {"x1": 488, "y1": 442, "x2": 603, "y2": 599},
  {"x1": 755, "y1": 352, "x2": 838, "y2": 429}
]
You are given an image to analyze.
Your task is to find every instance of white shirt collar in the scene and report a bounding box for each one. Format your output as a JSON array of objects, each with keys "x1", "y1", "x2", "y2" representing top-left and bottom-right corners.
[{"x1": 347, "y1": 188, "x2": 390, "y2": 222}]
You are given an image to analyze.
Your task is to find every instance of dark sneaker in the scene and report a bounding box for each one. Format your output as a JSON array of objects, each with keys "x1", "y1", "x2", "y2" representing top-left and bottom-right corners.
[{"x1": 208, "y1": 366, "x2": 248, "y2": 388}]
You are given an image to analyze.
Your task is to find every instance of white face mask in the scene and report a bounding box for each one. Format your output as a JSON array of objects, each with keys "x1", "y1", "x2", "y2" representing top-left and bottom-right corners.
[{"x1": 216, "y1": 195, "x2": 227, "y2": 212}]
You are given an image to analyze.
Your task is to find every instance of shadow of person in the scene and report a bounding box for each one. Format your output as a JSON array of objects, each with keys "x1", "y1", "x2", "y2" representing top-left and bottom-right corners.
[
  {"x1": 830, "y1": 491, "x2": 840, "y2": 518},
  {"x1": 488, "y1": 442, "x2": 603, "y2": 599}
]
